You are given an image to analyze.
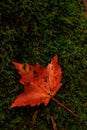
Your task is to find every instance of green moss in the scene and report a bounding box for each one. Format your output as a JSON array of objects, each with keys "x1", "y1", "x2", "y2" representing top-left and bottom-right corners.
[{"x1": 0, "y1": 0, "x2": 87, "y2": 129}]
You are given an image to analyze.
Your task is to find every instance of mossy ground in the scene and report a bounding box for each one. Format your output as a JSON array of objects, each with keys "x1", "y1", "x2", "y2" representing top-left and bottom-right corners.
[{"x1": 0, "y1": 0, "x2": 87, "y2": 130}]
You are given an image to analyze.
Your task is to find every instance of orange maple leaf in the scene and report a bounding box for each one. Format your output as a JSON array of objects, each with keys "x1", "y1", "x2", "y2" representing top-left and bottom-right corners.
[
  {"x1": 10, "y1": 55, "x2": 79, "y2": 119},
  {"x1": 11, "y1": 55, "x2": 62, "y2": 107}
]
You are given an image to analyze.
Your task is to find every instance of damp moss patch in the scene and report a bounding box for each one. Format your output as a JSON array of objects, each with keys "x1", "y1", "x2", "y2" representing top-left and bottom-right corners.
[{"x1": 0, "y1": 0, "x2": 87, "y2": 129}]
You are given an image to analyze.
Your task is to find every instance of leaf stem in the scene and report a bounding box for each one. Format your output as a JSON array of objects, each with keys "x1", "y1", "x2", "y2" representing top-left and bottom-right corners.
[{"x1": 51, "y1": 97, "x2": 80, "y2": 120}]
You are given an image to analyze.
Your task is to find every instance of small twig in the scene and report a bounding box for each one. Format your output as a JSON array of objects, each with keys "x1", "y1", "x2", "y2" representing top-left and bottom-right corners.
[
  {"x1": 32, "y1": 110, "x2": 39, "y2": 123},
  {"x1": 50, "y1": 115, "x2": 58, "y2": 130},
  {"x1": 52, "y1": 97, "x2": 80, "y2": 120}
]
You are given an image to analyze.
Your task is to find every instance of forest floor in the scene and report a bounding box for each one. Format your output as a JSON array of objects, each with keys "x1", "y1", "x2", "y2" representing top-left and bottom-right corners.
[{"x1": 0, "y1": 0, "x2": 87, "y2": 130}]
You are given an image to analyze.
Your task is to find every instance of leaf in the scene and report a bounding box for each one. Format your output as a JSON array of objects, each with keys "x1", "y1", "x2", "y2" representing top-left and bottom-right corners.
[
  {"x1": 10, "y1": 55, "x2": 80, "y2": 120},
  {"x1": 10, "y1": 55, "x2": 62, "y2": 108}
]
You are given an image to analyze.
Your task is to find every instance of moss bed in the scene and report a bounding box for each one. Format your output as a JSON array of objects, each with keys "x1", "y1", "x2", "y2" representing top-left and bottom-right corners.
[{"x1": 0, "y1": 0, "x2": 87, "y2": 130}]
